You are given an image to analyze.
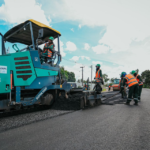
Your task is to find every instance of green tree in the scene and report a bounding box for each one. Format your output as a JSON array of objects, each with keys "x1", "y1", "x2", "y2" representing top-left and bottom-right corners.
[
  {"x1": 68, "y1": 72, "x2": 76, "y2": 82},
  {"x1": 110, "y1": 78, "x2": 115, "y2": 82},
  {"x1": 109, "y1": 83, "x2": 113, "y2": 86},
  {"x1": 141, "y1": 70, "x2": 150, "y2": 88},
  {"x1": 135, "y1": 69, "x2": 139, "y2": 74},
  {"x1": 77, "y1": 79, "x2": 81, "y2": 83},
  {"x1": 102, "y1": 74, "x2": 109, "y2": 82},
  {"x1": 60, "y1": 66, "x2": 76, "y2": 82}
]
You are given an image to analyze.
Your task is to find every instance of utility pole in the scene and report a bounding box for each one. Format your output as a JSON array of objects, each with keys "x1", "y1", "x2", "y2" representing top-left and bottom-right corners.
[
  {"x1": 90, "y1": 65, "x2": 93, "y2": 88},
  {"x1": 80, "y1": 66, "x2": 84, "y2": 86}
]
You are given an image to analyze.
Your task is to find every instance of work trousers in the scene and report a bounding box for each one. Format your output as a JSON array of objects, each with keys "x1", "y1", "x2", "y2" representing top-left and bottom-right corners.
[
  {"x1": 138, "y1": 85, "x2": 143, "y2": 100},
  {"x1": 120, "y1": 87, "x2": 126, "y2": 98},
  {"x1": 127, "y1": 84, "x2": 139, "y2": 102},
  {"x1": 41, "y1": 53, "x2": 48, "y2": 64}
]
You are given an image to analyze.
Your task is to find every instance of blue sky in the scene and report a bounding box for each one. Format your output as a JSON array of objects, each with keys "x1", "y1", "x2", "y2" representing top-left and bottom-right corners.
[{"x1": 0, "y1": 0, "x2": 150, "y2": 80}]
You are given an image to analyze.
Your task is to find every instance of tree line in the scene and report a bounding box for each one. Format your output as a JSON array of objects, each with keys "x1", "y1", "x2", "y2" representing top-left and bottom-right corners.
[
  {"x1": 141, "y1": 70, "x2": 150, "y2": 88},
  {"x1": 60, "y1": 66, "x2": 150, "y2": 88},
  {"x1": 60, "y1": 66, "x2": 76, "y2": 82}
]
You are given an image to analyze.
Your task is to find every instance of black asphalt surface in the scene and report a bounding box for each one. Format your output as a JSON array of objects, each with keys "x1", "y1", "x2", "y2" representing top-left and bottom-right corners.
[{"x1": 0, "y1": 89, "x2": 150, "y2": 150}]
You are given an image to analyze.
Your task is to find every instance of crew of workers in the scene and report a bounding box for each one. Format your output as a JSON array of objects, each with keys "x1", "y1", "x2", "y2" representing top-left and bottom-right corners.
[
  {"x1": 119, "y1": 70, "x2": 143, "y2": 105},
  {"x1": 94, "y1": 65, "x2": 143, "y2": 105}
]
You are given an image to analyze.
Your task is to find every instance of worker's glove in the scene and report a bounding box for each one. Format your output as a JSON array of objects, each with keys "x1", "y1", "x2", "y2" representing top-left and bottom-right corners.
[
  {"x1": 51, "y1": 49, "x2": 56, "y2": 53},
  {"x1": 102, "y1": 79, "x2": 104, "y2": 85}
]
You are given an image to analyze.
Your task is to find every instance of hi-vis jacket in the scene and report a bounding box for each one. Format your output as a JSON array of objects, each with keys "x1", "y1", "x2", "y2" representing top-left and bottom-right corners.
[
  {"x1": 43, "y1": 43, "x2": 54, "y2": 57},
  {"x1": 95, "y1": 69, "x2": 101, "y2": 82},
  {"x1": 136, "y1": 74, "x2": 143, "y2": 86},
  {"x1": 124, "y1": 74, "x2": 138, "y2": 87}
]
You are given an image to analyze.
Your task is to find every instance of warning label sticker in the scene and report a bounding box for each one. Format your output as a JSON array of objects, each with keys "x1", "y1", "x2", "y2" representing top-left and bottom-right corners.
[{"x1": 0, "y1": 66, "x2": 7, "y2": 74}]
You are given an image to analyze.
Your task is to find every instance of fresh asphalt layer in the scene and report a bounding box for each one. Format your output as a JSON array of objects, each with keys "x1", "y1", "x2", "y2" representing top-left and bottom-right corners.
[
  {"x1": 0, "y1": 89, "x2": 150, "y2": 150},
  {"x1": 0, "y1": 91, "x2": 118, "y2": 132}
]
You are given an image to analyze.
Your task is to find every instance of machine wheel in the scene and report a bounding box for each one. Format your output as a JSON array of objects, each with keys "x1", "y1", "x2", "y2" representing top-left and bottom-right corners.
[
  {"x1": 15, "y1": 104, "x2": 21, "y2": 110},
  {"x1": 41, "y1": 93, "x2": 54, "y2": 106},
  {"x1": 80, "y1": 97, "x2": 85, "y2": 109},
  {"x1": 88, "y1": 100, "x2": 95, "y2": 107},
  {"x1": 96, "y1": 98, "x2": 101, "y2": 105}
]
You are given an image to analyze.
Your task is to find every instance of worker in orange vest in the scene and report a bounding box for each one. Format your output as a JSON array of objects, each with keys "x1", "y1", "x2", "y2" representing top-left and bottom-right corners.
[
  {"x1": 41, "y1": 36, "x2": 55, "y2": 63},
  {"x1": 122, "y1": 72, "x2": 139, "y2": 105},
  {"x1": 94, "y1": 64, "x2": 103, "y2": 93},
  {"x1": 131, "y1": 70, "x2": 143, "y2": 101},
  {"x1": 95, "y1": 64, "x2": 103, "y2": 83}
]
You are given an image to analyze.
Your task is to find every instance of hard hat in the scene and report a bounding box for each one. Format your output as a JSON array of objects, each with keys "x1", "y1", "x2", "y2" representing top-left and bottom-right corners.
[
  {"x1": 96, "y1": 64, "x2": 100, "y2": 67},
  {"x1": 122, "y1": 72, "x2": 127, "y2": 77},
  {"x1": 131, "y1": 70, "x2": 136, "y2": 74},
  {"x1": 49, "y1": 36, "x2": 54, "y2": 41},
  {"x1": 120, "y1": 72, "x2": 125, "y2": 77}
]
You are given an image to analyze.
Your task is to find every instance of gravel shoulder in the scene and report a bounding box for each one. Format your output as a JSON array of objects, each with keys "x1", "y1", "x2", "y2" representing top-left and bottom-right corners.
[{"x1": 0, "y1": 109, "x2": 72, "y2": 132}]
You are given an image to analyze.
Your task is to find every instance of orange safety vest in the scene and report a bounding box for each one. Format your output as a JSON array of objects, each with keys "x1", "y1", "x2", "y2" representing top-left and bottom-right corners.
[
  {"x1": 125, "y1": 74, "x2": 138, "y2": 87},
  {"x1": 109, "y1": 86, "x2": 110, "y2": 88},
  {"x1": 95, "y1": 69, "x2": 101, "y2": 82},
  {"x1": 136, "y1": 74, "x2": 143, "y2": 86},
  {"x1": 44, "y1": 43, "x2": 53, "y2": 57}
]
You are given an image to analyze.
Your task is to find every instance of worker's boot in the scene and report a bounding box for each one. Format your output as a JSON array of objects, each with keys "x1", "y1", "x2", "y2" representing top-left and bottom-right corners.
[
  {"x1": 134, "y1": 101, "x2": 138, "y2": 106},
  {"x1": 123, "y1": 94, "x2": 127, "y2": 99},
  {"x1": 125, "y1": 100, "x2": 130, "y2": 105},
  {"x1": 138, "y1": 96, "x2": 141, "y2": 102},
  {"x1": 124, "y1": 95, "x2": 127, "y2": 99}
]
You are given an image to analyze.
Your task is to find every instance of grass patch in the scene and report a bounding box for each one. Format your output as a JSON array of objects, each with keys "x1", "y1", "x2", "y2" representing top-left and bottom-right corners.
[{"x1": 102, "y1": 88, "x2": 107, "y2": 92}]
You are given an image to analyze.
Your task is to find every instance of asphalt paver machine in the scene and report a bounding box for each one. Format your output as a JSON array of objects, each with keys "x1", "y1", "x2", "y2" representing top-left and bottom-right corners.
[
  {"x1": 0, "y1": 19, "x2": 73, "y2": 111},
  {"x1": 0, "y1": 19, "x2": 102, "y2": 112}
]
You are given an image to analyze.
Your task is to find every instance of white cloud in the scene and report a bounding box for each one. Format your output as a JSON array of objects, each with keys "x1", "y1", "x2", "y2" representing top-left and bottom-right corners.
[
  {"x1": 0, "y1": 0, "x2": 50, "y2": 25},
  {"x1": 79, "y1": 24, "x2": 82, "y2": 28},
  {"x1": 84, "y1": 43, "x2": 90, "y2": 51},
  {"x1": 1, "y1": 0, "x2": 150, "y2": 78},
  {"x1": 65, "y1": 63, "x2": 93, "y2": 81},
  {"x1": 71, "y1": 28, "x2": 74, "y2": 32},
  {"x1": 92, "y1": 61, "x2": 103, "y2": 65},
  {"x1": 70, "y1": 56, "x2": 90, "y2": 61},
  {"x1": 54, "y1": 39, "x2": 66, "y2": 57},
  {"x1": 102, "y1": 65, "x2": 134, "y2": 79},
  {"x1": 43, "y1": 0, "x2": 150, "y2": 74},
  {"x1": 65, "y1": 41, "x2": 77, "y2": 51},
  {"x1": 92, "y1": 45, "x2": 109, "y2": 54},
  {"x1": 80, "y1": 56, "x2": 90, "y2": 61},
  {"x1": 70, "y1": 56, "x2": 79, "y2": 61}
]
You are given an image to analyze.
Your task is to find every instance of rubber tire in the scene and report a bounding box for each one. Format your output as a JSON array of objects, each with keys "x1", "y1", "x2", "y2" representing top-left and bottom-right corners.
[
  {"x1": 97, "y1": 99, "x2": 101, "y2": 105},
  {"x1": 80, "y1": 98, "x2": 85, "y2": 109}
]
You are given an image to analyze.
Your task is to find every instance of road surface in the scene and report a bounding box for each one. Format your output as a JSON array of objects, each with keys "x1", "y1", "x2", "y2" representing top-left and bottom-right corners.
[{"x1": 0, "y1": 89, "x2": 150, "y2": 150}]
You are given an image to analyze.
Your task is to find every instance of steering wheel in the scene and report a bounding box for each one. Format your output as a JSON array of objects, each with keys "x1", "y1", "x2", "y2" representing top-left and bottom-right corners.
[{"x1": 12, "y1": 44, "x2": 20, "y2": 52}]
